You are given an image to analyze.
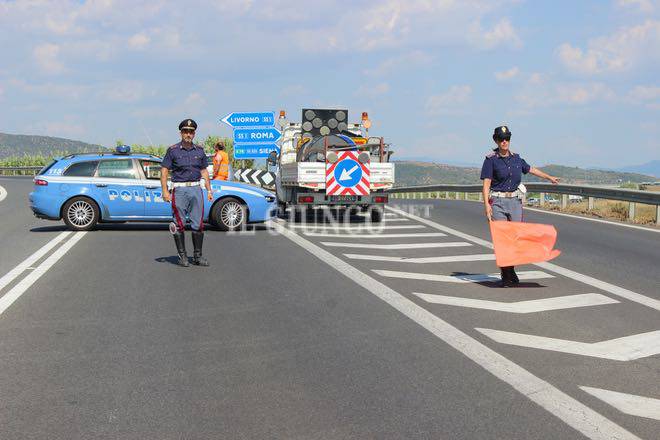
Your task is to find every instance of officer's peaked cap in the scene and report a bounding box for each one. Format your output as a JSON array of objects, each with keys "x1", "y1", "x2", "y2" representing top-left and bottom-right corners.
[
  {"x1": 493, "y1": 125, "x2": 511, "y2": 141},
  {"x1": 179, "y1": 119, "x2": 198, "y2": 131}
]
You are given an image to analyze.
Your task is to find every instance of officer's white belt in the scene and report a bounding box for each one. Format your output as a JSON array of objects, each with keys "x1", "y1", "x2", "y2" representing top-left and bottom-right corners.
[
  {"x1": 490, "y1": 190, "x2": 522, "y2": 198},
  {"x1": 172, "y1": 181, "x2": 201, "y2": 188}
]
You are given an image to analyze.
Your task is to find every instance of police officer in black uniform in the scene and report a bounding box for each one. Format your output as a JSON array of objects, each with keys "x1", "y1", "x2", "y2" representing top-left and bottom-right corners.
[
  {"x1": 161, "y1": 119, "x2": 213, "y2": 267},
  {"x1": 481, "y1": 125, "x2": 559, "y2": 286}
]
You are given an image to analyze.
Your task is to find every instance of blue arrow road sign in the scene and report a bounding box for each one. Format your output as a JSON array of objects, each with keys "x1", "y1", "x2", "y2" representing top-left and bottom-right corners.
[
  {"x1": 233, "y1": 143, "x2": 280, "y2": 159},
  {"x1": 333, "y1": 158, "x2": 362, "y2": 188},
  {"x1": 233, "y1": 127, "x2": 281, "y2": 144},
  {"x1": 221, "y1": 112, "x2": 275, "y2": 128}
]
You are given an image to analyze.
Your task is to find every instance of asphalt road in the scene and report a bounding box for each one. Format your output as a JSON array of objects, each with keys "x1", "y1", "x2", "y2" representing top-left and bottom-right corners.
[{"x1": 1, "y1": 177, "x2": 658, "y2": 439}]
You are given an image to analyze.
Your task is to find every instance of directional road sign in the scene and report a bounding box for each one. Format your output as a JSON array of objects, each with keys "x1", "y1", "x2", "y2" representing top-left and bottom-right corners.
[
  {"x1": 233, "y1": 143, "x2": 280, "y2": 159},
  {"x1": 233, "y1": 127, "x2": 281, "y2": 144},
  {"x1": 326, "y1": 150, "x2": 370, "y2": 196},
  {"x1": 221, "y1": 112, "x2": 275, "y2": 128}
]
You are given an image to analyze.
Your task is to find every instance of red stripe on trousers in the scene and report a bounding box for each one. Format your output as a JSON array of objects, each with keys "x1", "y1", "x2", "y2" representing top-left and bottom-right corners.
[{"x1": 171, "y1": 188, "x2": 185, "y2": 231}]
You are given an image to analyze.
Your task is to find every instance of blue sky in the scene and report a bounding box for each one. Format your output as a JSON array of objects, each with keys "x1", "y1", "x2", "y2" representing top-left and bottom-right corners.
[{"x1": 0, "y1": 0, "x2": 658, "y2": 168}]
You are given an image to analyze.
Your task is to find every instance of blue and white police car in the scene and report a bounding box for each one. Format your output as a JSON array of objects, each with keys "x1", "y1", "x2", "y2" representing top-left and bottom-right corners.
[{"x1": 29, "y1": 146, "x2": 277, "y2": 231}]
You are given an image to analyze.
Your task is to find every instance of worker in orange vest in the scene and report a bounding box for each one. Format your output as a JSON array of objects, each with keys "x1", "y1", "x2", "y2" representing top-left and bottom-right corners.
[{"x1": 212, "y1": 140, "x2": 230, "y2": 181}]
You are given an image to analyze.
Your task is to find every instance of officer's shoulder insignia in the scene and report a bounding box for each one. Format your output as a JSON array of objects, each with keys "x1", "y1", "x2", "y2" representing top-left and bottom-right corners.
[{"x1": 485, "y1": 151, "x2": 496, "y2": 158}]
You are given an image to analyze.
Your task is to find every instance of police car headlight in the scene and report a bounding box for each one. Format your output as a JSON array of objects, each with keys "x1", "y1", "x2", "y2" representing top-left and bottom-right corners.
[{"x1": 265, "y1": 195, "x2": 275, "y2": 202}]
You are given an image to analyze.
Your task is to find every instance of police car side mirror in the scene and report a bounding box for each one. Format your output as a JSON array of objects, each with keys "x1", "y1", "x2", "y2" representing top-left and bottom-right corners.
[{"x1": 266, "y1": 150, "x2": 278, "y2": 165}]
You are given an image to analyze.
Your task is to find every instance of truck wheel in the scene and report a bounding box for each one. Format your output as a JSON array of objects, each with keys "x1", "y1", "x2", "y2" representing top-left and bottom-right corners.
[
  {"x1": 371, "y1": 206, "x2": 384, "y2": 223},
  {"x1": 62, "y1": 196, "x2": 99, "y2": 231},
  {"x1": 212, "y1": 197, "x2": 247, "y2": 231}
]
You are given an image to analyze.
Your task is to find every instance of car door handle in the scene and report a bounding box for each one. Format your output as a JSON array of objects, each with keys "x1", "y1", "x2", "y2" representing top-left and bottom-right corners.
[
  {"x1": 95, "y1": 183, "x2": 108, "y2": 188},
  {"x1": 145, "y1": 185, "x2": 158, "y2": 189}
]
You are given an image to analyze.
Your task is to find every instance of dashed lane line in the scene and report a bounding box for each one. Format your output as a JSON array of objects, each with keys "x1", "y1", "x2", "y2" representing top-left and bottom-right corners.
[
  {"x1": 0, "y1": 232, "x2": 86, "y2": 317},
  {"x1": 269, "y1": 219, "x2": 640, "y2": 440},
  {"x1": 373, "y1": 269, "x2": 554, "y2": 283},
  {"x1": 320, "y1": 241, "x2": 471, "y2": 250},
  {"x1": 580, "y1": 387, "x2": 660, "y2": 421},
  {"x1": 413, "y1": 292, "x2": 619, "y2": 313},
  {"x1": 0, "y1": 231, "x2": 72, "y2": 291},
  {"x1": 387, "y1": 206, "x2": 660, "y2": 312}
]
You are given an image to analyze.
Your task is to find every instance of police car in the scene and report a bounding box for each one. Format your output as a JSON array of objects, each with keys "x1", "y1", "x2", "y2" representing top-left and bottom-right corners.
[{"x1": 29, "y1": 146, "x2": 277, "y2": 231}]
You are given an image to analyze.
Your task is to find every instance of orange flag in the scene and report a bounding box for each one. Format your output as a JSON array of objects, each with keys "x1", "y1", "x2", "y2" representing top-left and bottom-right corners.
[{"x1": 489, "y1": 221, "x2": 561, "y2": 267}]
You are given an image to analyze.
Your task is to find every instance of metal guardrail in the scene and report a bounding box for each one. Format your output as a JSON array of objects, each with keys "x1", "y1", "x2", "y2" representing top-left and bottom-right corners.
[
  {"x1": 0, "y1": 166, "x2": 43, "y2": 176},
  {"x1": 387, "y1": 183, "x2": 660, "y2": 225}
]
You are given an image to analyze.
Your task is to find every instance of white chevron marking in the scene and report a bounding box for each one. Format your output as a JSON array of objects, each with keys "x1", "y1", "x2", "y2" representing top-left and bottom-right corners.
[
  {"x1": 580, "y1": 387, "x2": 660, "y2": 421},
  {"x1": 303, "y1": 232, "x2": 447, "y2": 238},
  {"x1": 413, "y1": 293, "x2": 618, "y2": 313},
  {"x1": 374, "y1": 269, "x2": 553, "y2": 283},
  {"x1": 344, "y1": 253, "x2": 495, "y2": 263},
  {"x1": 476, "y1": 329, "x2": 660, "y2": 360},
  {"x1": 287, "y1": 224, "x2": 424, "y2": 230},
  {"x1": 320, "y1": 241, "x2": 471, "y2": 250}
]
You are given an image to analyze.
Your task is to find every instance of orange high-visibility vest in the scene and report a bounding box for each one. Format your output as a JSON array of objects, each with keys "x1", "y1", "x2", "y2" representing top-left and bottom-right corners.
[{"x1": 213, "y1": 150, "x2": 229, "y2": 180}]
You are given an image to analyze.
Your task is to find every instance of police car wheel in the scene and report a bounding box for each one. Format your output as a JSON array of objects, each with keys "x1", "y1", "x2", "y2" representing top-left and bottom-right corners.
[
  {"x1": 63, "y1": 197, "x2": 99, "y2": 231},
  {"x1": 213, "y1": 197, "x2": 246, "y2": 231}
]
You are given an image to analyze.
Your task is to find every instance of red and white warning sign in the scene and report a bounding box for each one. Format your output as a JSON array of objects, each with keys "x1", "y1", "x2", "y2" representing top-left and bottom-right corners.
[{"x1": 326, "y1": 151, "x2": 370, "y2": 196}]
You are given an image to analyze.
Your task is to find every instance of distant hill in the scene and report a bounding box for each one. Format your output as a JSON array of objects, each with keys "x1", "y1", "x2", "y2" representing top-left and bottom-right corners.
[
  {"x1": 616, "y1": 160, "x2": 660, "y2": 179},
  {"x1": 0, "y1": 132, "x2": 104, "y2": 158},
  {"x1": 394, "y1": 161, "x2": 657, "y2": 187}
]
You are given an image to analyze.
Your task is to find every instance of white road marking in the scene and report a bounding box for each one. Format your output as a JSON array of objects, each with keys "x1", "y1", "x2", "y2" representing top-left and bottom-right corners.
[
  {"x1": 344, "y1": 253, "x2": 495, "y2": 263},
  {"x1": 414, "y1": 293, "x2": 619, "y2": 313},
  {"x1": 268, "y1": 220, "x2": 640, "y2": 440},
  {"x1": 524, "y1": 206, "x2": 660, "y2": 234},
  {"x1": 374, "y1": 269, "x2": 554, "y2": 283},
  {"x1": 0, "y1": 231, "x2": 71, "y2": 292},
  {"x1": 287, "y1": 224, "x2": 424, "y2": 230},
  {"x1": 387, "y1": 206, "x2": 660, "y2": 312},
  {"x1": 580, "y1": 387, "x2": 660, "y2": 421},
  {"x1": 0, "y1": 232, "x2": 86, "y2": 316},
  {"x1": 382, "y1": 218, "x2": 410, "y2": 222},
  {"x1": 476, "y1": 328, "x2": 660, "y2": 361},
  {"x1": 303, "y1": 232, "x2": 448, "y2": 238},
  {"x1": 0, "y1": 185, "x2": 7, "y2": 202},
  {"x1": 321, "y1": 241, "x2": 471, "y2": 250}
]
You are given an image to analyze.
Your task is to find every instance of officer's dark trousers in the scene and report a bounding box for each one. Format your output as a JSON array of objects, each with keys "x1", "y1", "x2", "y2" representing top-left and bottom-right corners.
[{"x1": 171, "y1": 186, "x2": 204, "y2": 231}]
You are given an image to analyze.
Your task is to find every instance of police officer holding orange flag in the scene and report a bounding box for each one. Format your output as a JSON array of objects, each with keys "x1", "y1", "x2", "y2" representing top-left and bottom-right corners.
[
  {"x1": 481, "y1": 125, "x2": 560, "y2": 286},
  {"x1": 161, "y1": 119, "x2": 213, "y2": 267}
]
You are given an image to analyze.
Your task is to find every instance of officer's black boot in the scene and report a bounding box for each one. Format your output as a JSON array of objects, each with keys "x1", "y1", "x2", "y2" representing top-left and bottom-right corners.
[
  {"x1": 191, "y1": 231, "x2": 209, "y2": 267},
  {"x1": 499, "y1": 267, "x2": 512, "y2": 287},
  {"x1": 508, "y1": 266, "x2": 520, "y2": 284},
  {"x1": 173, "y1": 231, "x2": 189, "y2": 267}
]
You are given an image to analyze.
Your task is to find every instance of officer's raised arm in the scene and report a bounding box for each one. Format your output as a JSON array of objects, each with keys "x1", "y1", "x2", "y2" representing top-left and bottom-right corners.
[{"x1": 529, "y1": 166, "x2": 560, "y2": 184}]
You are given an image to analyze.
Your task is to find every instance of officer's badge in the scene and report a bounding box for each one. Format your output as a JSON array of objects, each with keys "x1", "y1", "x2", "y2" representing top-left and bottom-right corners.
[
  {"x1": 187, "y1": 120, "x2": 192, "y2": 127},
  {"x1": 502, "y1": 126, "x2": 507, "y2": 133}
]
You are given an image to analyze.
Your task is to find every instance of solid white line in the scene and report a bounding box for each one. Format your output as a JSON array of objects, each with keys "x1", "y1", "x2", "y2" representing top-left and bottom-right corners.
[
  {"x1": 414, "y1": 293, "x2": 619, "y2": 313},
  {"x1": 321, "y1": 241, "x2": 471, "y2": 250},
  {"x1": 0, "y1": 185, "x2": 7, "y2": 202},
  {"x1": 524, "y1": 206, "x2": 660, "y2": 234},
  {"x1": 374, "y1": 269, "x2": 554, "y2": 283},
  {"x1": 0, "y1": 232, "x2": 86, "y2": 316},
  {"x1": 382, "y1": 218, "x2": 410, "y2": 222},
  {"x1": 0, "y1": 231, "x2": 72, "y2": 292},
  {"x1": 476, "y1": 328, "x2": 660, "y2": 361},
  {"x1": 580, "y1": 387, "x2": 660, "y2": 421},
  {"x1": 303, "y1": 232, "x2": 448, "y2": 238},
  {"x1": 386, "y1": 206, "x2": 660, "y2": 312},
  {"x1": 344, "y1": 253, "x2": 495, "y2": 263},
  {"x1": 268, "y1": 220, "x2": 640, "y2": 440},
  {"x1": 286, "y1": 224, "x2": 425, "y2": 230}
]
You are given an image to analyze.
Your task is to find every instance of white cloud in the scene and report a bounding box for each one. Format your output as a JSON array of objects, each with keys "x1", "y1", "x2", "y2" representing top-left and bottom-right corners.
[
  {"x1": 355, "y1": 82, "x2": 390, "y2": 98},
  {"x1": 363, "y1": 50, "x2": 433, "y2": 76},
  {"x1": 33, "y1": 43, "x2": 65, "y2": 74},
  {"x1": 10, "y1": 78, "x2": 89, "y2": 100},
  {"x1": 616, "y1": 0, "x2": 654, "y2": 13},
  {"x1": 98, "y1": 81, "x2": 147, "y2": 103},
  {"x1": 28, "y1": 117, "x2": 87, "y2": 139},
  {"x1": 184, "y1": 92, "x2": 206, "y2": 109},
  {"x1": 495, "y1": 67, "x2": 520, "y2": 81},
  {"x1": 279, "y1": 84, "x2": 307, "y2": 97},
  {"x1": 426, "y1": 85, "x2": 472, "y2": 114},
  {"x1": 469, "y1": 18, "x2": 522, "y2": 49},
  {"x1": 515, "y1": 82, "x2": 615, "y2": 108},
  {"x1": 627, "y1": 85, "x2": 660, "y2": 108},
  {"x1": 128, "y1": 33, "x2": 151, "y2": 50},
  {"x1": 557, "y1": 20, "x2": 660, "y2": 74}
]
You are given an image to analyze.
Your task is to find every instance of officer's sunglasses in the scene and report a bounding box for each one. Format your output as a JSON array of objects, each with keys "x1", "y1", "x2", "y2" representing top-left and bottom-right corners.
[
  {"x1": 496, "y1": 137, "x2": 510, "y2": 142},
  {"x1": 181, "y1": 129, "x2": 195, "y2": 134}
]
